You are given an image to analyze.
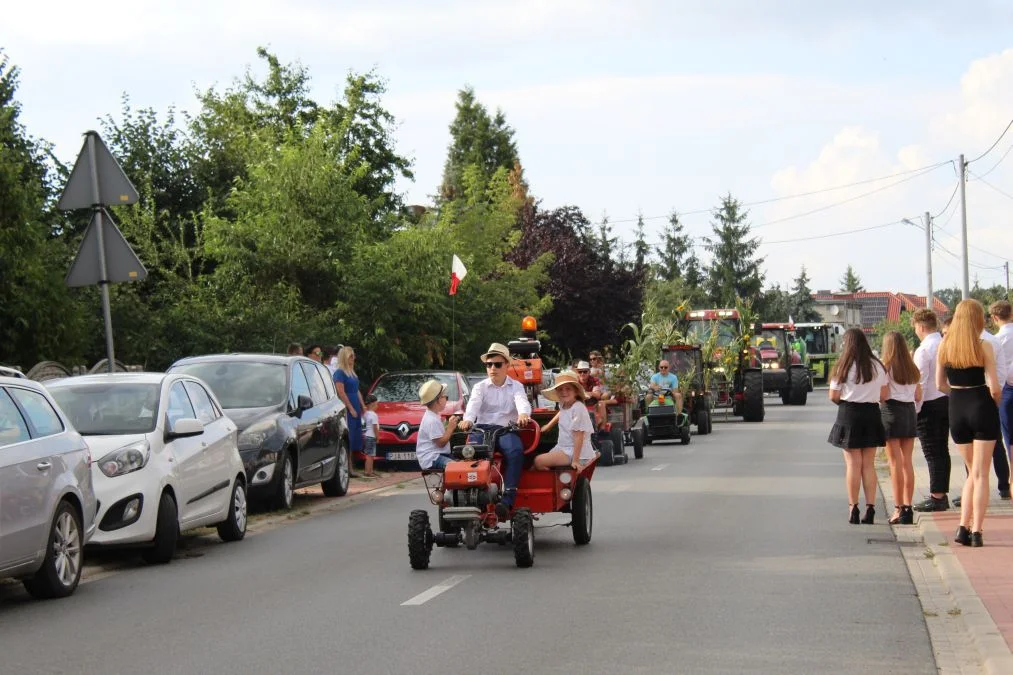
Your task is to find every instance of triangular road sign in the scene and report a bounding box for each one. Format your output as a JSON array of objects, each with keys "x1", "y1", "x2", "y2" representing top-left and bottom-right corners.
[
  {"x1": 66, "y1": 210, "x2": 147, "y2": 287},
  {"x1": 58, "y1": 131, "x2": 139, "y2": 210}
]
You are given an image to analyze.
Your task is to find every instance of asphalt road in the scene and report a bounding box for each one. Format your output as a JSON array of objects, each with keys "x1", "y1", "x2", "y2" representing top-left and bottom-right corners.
[{"x1": 0, "y1": 394, "x2": 935, "y2": 675}]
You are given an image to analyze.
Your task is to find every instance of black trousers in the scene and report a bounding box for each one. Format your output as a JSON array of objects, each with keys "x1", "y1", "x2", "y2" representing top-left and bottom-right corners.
[
  {"x1": 917, "y1": 397, "x2": 950, "y2": 495},
  {"x1": 992, "y1": 438, "x2": 1010, "y2": 492}
]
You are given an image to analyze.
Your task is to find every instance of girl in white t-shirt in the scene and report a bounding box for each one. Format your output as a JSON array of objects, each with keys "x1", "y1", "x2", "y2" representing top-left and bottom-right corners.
[
  {"x1": 534, "y1": 371, "x2": 597, "y2": 470},
  {"x1": 828, "y1": 328, "x2": 889, "y2": 525},
  {"x1": 879, "y1": 331, "x2": 923, "y2": 525},
  {"x1": 361, "y1": 395, "x2": 380, "y2": 476}
]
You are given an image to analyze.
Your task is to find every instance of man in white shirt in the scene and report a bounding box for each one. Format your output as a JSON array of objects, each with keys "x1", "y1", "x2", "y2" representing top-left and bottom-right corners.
[
  {"x1": 911, "y1": 309, "x2": 952, "y2": 512},
  {"x1": 981, "y1": 324, "x2": 1010, "y2": 500},
  {"x1": 991, "y1": 300, "x2": 1013, "y2": 498},
  {"x1": 460, "y1": 343, "x2": 532, "y2": 519}
]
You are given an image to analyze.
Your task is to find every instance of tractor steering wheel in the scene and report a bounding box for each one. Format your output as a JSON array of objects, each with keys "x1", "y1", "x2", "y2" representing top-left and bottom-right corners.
[{"x1": 516, "y1": 418, "x2": 542, "y2": 455}]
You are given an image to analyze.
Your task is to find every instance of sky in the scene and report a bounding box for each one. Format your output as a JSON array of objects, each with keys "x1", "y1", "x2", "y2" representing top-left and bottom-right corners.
[{"x1": 4, "y1": 0, "x2": 1013, "y2": 298}]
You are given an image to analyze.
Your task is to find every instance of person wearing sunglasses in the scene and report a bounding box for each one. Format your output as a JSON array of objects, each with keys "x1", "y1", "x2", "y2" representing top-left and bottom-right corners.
[
  {"x1": 649, "y1": 360, "x2": 683, "y2": 420},
  {"x1": 459, "y1": 342, "x2": 532, "y2": 519}
]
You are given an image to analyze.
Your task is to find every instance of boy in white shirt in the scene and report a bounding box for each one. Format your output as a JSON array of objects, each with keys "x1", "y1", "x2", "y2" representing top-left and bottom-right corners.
[
  {"x1": 361, "y1": 394, "x2": 380, "y2": 476},
  {"x1": 415, "y1": 380, "x2": 460, "y2": 473}
]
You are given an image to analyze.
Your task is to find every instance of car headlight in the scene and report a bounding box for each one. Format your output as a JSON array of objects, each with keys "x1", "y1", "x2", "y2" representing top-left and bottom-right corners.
[
  {"x1": 239, "y1": 421, "x2": 277, "y2": 451},
  {"x1": 98, "y1": 441, "x2": 149, "y2": 478}
]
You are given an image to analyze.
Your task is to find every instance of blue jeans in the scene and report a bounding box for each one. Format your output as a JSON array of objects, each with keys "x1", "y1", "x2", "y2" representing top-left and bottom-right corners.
[
  {"x1": 472, "y1": 424, "x2": 524, "y2": 506},
  {"x1": 429, "y1": 454, "x2": 452, "y2": 470},
  {"x1": 1000, "y1": 384, "x2": 1013, "y2": 463}
]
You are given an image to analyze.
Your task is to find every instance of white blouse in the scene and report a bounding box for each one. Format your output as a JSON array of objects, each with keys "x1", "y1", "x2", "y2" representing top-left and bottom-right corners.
[
  {"x1": 885, "y1": 377, "x2": 918, "y2": 403},
  {"x1": 830, "y1": 362, "x2": 888, "y2": 403}
]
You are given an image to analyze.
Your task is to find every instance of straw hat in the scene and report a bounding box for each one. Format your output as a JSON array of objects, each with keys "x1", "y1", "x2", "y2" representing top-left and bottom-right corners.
[
  {"x1": 541, "y1": 371, "x2": 586, "y2": 402},
  {"x1": 481, "y1": 342, "x2": 511, "y2": 363},
  {"x1": 418, "y1": 379, "x2": 447, "y2": 406}
]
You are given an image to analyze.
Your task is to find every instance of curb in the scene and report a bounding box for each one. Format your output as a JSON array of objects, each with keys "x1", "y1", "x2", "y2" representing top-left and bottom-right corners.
[{"x1": 876, "y1": 460, "x2": 1013, "y2": 674}]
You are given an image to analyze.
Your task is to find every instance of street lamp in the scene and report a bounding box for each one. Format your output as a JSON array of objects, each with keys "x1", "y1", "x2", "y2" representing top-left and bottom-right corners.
[{"x1": 902, "y1": 214, "x2": 933, "y2": 310}]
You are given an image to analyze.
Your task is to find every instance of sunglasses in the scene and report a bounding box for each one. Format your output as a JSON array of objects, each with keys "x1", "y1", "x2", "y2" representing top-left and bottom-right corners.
[
  {"x1": 659, "y1": 366, "x2": 669, "y2": 369},
  {"x1": 485, "y1": 361, "x2": 506, "y2": 369},
  {"x1": 577, "y1": 370, "x2": 589, "y2": 374}
]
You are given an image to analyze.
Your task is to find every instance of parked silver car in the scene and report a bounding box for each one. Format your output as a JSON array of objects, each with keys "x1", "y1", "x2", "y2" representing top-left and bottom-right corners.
[{"x1": 0, "y1": 376, "x2": 97, "y2": 598}]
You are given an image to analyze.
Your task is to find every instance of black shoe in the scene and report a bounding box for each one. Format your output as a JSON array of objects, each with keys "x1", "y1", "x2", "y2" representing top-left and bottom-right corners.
[
  {"x1": 900, "y1": 506, "x2": 914, "y2": 525},
  {"x1": 861, "y1": 504, "x2": 875, "y2": 525},
  {"x1": 1000, "y1": 489, "x2": 1011, "y2": 500},
  {"x1": 952, "y1": 495, "x2": 961, "y2": 508},
  {"x1": 955, "y1": 525, "x2": 971, "y2": 546},
  {"x1": 849, "y1": 504, "x2": 860, "y2": 525},
  {"x1": 495, "y1": 502, "x2": 511, "y2": 521},
  {"x1": 913, "y1": 495, "x2": 949, "y2": 512},
  {"x1": 970, "y1": 531, "x2": 984, "y2": 547}
]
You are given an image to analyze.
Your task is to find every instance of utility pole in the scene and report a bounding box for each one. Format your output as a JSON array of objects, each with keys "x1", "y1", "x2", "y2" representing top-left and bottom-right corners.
[
  {"x1": 959, "y1": 154, "x2": 970, "y2": 299},
  {"x1": 924, "y1": 211, "x2": 933, "y2": 309},
  {"x1": 1005, "y1": 260, "x2": 1010, "y2": 294}
]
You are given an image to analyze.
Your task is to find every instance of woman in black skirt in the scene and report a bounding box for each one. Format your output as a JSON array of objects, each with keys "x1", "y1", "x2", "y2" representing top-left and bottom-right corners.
[
  {"x1": 880, "y1": 331, "x2": 922, "y2": 524},
  {"x1": 828, "y1": 328, "x2": 888, "y2": 524}
]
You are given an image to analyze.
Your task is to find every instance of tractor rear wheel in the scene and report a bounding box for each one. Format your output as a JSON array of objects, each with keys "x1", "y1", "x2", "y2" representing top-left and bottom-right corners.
[
  {"x1": 696, "y1": 409, "x2": 711, "y2": 435},
  {"x1": 512, "y1": 509, "x2": 535, "y2": 568},
  {"x1": 571, "y1": 477, "x2": 592, "y2": 545},
  {"x1": 789, "y1": 368, "x2": 809, "y2": 405},
  {"x1": 598, "y1": 439, "x2": 615, "y2": 466},
  {"x1": 408, "y1": 510, "x2": 433, "y2": 570},
  {"x1": 631, "y1": 426, "x2": 645, "y2": 459},
  {"x1": 741, "y1": 370, "x2": 765, "y2": 422}
]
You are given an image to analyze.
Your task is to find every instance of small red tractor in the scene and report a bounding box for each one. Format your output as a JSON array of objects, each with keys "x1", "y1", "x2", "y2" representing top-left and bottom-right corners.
[
  {"x1": 685, "y1": 308, "x2": 764, "y2": 423},
  {"x1": 408, "y1": 424, "x2": 598, "y2": 569}
]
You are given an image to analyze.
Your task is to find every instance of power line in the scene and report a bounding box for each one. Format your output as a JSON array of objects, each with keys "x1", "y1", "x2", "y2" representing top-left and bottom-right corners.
[
  {"x1": 602, "y1": 159, "x2": 953, "y2": 226},
  {"x1": 932, "y1": 230, "x2": 1005, "y2": 269},
  {"x1": 968, "y1": 170, "x2": 1013, "y2": 202},
  {"x1": 972, "y1": 143, "x2": 1013, "y2": 180},
  {"x1": 968, "y1": 117, "x2": 1013, "y2": 164},
  {"x1": 761, "y1": 220, "x2": 905, "y2": 245},
  {"x1": 932, "y1": 180, "x2": 960, "y2": 219}
]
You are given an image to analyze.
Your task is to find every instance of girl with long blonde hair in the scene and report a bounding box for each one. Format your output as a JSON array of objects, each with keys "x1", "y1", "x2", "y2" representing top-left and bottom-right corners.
[
  {"x1": 879, "y1": 331, "x2": 922, "y2": 524},
  {"x1": 937, "y1": 299, "x2": 1002, "y2": 547},
  {"x1": 333, "y1": 346, "x2": 367, "y2": 463}
]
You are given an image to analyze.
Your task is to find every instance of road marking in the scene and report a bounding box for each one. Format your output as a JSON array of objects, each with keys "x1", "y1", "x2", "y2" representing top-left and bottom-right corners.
[
  {"x1": 401, "y1": 574, "x2": 471, "y2": 606},
  {"x1": 650, "y1": 464, "x2": 669, "y2": 471},
  {"x1": 609, "y1": 482, "x2": 632, "y2": 493}
]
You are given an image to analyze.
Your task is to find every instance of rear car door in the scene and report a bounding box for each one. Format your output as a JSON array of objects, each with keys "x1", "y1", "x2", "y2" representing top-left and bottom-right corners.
[
  {"x1": 182, "y1": 380, "x2": 235, "y2": 519},
  {"x1": 310, "y1": 362, "x2": 343, "y2": 479},
  {"x1": 0, "y1": 386, "x2": 64, "y2": 568}
]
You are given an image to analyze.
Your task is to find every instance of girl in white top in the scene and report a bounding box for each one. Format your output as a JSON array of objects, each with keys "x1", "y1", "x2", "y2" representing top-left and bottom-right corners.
[
  {"x1": 828, "y1": 328, "x2": 889, "y2": 525},
  {"x1": 361, "y1": 395, "x2": 380, "y2": 476},
  {"x1": 534, "y1": 371, "x2": 597, "y2": 470},
  {"x1": 878, "y1": 331, "x2": 923, "y2": 525}
]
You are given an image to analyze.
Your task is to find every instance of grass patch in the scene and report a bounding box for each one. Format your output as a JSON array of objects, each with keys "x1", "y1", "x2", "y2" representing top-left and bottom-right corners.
[
  {"x1": 947, "y1": 608, "x2": 962, "y2": 616},
  {"x1": 924, "y1": 548, "x2": 935, "y2": 559},
  {"x1": 924, "y1": 611, "x2": 939, "y2": 617}
]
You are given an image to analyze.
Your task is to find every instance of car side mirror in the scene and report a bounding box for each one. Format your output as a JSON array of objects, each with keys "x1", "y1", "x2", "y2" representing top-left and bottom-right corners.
[
  {"x1": 291, "y1": 394, "x2": 314, "y2": 417},
  {"x1": 166, "y1": 417, "x2": 204, "y2": 439}
]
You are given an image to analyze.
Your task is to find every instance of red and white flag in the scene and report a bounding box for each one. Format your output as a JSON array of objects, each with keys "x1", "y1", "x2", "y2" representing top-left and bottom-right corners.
[{"x1": 449, "y1": 254, "x2": 468, "y2": 295}]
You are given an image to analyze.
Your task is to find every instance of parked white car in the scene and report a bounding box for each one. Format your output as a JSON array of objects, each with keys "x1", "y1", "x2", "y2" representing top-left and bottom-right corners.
[
  {"x1": 0, "y1": 375, "x2": 97, "y2": 598},
  {"x1": 46, "y1": 373, "x2": 247, "y2": 564}
]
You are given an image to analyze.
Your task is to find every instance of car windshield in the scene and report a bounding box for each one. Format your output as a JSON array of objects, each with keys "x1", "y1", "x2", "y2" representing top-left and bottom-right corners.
[
  {"x1": 686, "y1": 319, "x2": 738, "y2": 347},
  {"x1": 754, "y1": 330, "x2": 784, "y2": 351},
  {"x1": 170, "y1": 362, "x2": 287, "y2": 409},
  {"x1": 371, "y1": 373, "x2": 460, "y2": 402},
  {"x1": 797, "y1": 326, "x2": 827, "y2": 353},
  {"x1": 50, "y1": 383, "x2": 160, "y2": 435}
]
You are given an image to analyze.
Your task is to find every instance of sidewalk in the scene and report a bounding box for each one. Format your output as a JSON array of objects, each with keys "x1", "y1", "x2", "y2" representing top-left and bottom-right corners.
[{"x1": 878, "y1": 442, "x2": 1013, "y2": 674}]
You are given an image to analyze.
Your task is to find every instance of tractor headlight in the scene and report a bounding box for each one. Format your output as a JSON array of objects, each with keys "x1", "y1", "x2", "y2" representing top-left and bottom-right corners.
[
  {"x1": 558, "y1": 471, "x2": 573, "y2": 485},
  {"x1": 560, "y1": 488, "x2": 573, "y2": 501},
  {"x1": 462, "y1": 445, "x2": 475, "y2": 460}
]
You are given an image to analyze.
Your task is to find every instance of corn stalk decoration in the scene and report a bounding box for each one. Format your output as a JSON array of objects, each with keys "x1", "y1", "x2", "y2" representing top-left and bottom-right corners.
[{"x1": 608, "y1": 298, "x2": 690, "y2": 401}]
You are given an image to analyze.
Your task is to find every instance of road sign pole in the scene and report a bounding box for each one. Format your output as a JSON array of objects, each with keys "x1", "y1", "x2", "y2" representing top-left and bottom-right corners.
[{"x1": 86, "y1": 134, "x2": 116, "y2": 373}]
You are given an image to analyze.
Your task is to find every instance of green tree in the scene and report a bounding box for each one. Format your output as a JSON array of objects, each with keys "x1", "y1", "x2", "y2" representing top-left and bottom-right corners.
[
  {"x1": 790, "y1": 265, "x2": 821, "y2": 321},
  {"x1": 758, "y1": 284, "x2": 792, "y2": 320},
  {"x1": 0, "y1": 52, "x2": 88, "y2": 368},
  {"x1": 632, "y1": 212, "x2": 650, "y2": 272},
  {"x1": 656, "y1": 210, "x2": 691, "y2": 282},
  {"x1": 683, "y1": 251, "x2": 704, "y2": 294},
  {"x1": 703, "y1": 194, "x2": 764, "y2": 307},
  {"x1": 839, "y1": 264, "x2": 864, "y2": 293},
  {"x1": 440, "y1": 87, "x2": 518, "y2": 201},
  {"x1": 872, "y1": 310, "x2": 919, "y2": 352}
]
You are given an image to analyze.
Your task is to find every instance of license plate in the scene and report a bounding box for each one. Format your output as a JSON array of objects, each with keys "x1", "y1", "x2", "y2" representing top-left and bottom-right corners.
[{"x1": 387, "y1": 452, "x2": 416, "y2": 461}]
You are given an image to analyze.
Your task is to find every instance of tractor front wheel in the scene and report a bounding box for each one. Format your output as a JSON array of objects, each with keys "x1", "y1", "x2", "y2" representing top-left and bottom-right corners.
[
  {"x1": 598, "y1": 439, "x2": 615, "y2": 466},
  {"x1": 408, "y1": 510, "x2": 434, "y2": 570},
  {"x1": 631, "y1": 426, "x2": 645, "y2": 459},
  {"x1": 789, "y1": 368, "x2": 809, "y2": 406},
  {"x1": 741, "y1": 370, "x2": 765, "y2": 422},
  {"x1": 512, "y1": 509, "x2": 535, "y2": 568},
  {"x1": 571, "y1": 477, "x2": 592, "y2": 545},
  {"x1": 696, "y1": 409, "x2": 711, "y2": 435}
]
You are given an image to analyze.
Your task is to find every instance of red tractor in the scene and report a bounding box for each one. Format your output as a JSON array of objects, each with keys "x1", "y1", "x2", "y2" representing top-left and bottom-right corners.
[
  {"x1": 685, "y1": 309, "x2": 764, "y2": 423},
  {"x1": 407, "y1": 423, "x2": 598, "y2": 569}
]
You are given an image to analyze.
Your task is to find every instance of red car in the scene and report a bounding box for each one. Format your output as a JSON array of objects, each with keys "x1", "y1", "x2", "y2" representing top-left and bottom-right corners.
[{"x1": 366, "y1": 371, "x2": 469, "y2": 465}]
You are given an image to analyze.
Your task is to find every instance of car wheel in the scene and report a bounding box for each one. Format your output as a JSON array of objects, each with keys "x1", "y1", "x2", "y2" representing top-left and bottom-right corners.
[
  {"x1": 23, "y1": 501, "x2": 83, "y2": 599},
  {"x1": 321, "y1": 441, "x2": 350, "y2": 497},
  {"x1": 272, "y1": 453, "x2": 295, "y2": 510},
  {"x1": 142, "y1": 491, "x2": 179, "y2": 565},
  {"x1": 216, "y1": 479, "x2": 247, "y2": 542}
]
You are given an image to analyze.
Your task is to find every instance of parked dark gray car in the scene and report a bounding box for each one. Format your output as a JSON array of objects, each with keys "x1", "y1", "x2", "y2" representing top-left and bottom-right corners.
[
  {"x1": 167, "y1": 355, "x2": 350, "y2": 509},
  {"x1": 0, "y1": 376, "x2": 97, "y2": 598}
]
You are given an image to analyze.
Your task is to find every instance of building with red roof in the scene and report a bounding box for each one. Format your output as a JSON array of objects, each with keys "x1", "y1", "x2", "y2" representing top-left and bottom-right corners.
[{"x1": 811, "y1": 291, "x2": 949, "y2": 334}]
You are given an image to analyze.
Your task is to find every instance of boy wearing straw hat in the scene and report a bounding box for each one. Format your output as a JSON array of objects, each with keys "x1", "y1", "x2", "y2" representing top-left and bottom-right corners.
[
  {"x1": 459, "y1": 342, "x2": 532, "y2": 519},
  {"x1": 534, "y1": 371, "x2": 597, "y2": 470}
]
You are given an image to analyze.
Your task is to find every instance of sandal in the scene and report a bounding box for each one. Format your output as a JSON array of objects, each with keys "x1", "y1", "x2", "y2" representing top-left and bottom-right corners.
[{"x1": 888, "y1": 507, "x2": 903, "y2": 525}]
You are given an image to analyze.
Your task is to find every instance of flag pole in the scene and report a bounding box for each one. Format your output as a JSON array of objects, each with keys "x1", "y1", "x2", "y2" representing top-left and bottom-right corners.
[{"x1": 452, "y1": 293, "x2": 456, "y2": 372}]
